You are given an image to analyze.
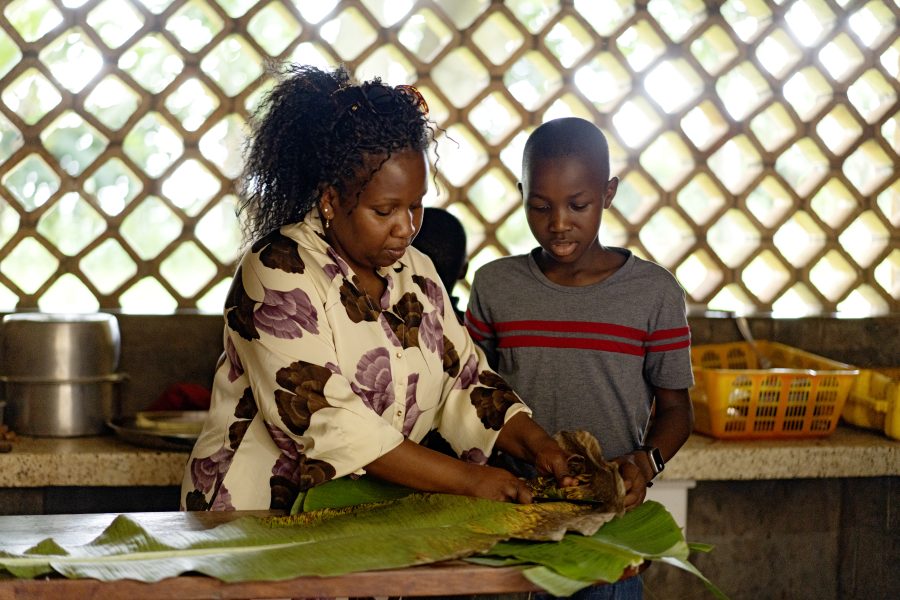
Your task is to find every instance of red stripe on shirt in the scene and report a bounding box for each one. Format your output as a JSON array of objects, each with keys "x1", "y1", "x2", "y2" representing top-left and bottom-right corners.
[
  {"x1": 646, "y1": 326, "x2": 691, "y2": 341},
  {"x1": 646, "y1": 339, "x2": 691, "y2": 352},
  {"x1": 494, "y1": 320, "x2": 647, "y2": 341},
  {"x1": 465, "y1": 310, "x2": 492, "y2": 338},
  {"x1": 498, "y1": 335, "x2": 646, "y2": 356}
]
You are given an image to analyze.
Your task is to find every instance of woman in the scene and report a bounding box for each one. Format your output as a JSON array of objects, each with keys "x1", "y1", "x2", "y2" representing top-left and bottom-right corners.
[{"x1": 181, "y1": 65, "x2": 573, "y2": 511}]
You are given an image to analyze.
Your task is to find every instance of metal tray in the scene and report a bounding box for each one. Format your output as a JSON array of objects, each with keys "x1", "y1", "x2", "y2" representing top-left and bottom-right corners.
[{"x1": 107, "y1": 415, "x2": 202, "y2": 452}]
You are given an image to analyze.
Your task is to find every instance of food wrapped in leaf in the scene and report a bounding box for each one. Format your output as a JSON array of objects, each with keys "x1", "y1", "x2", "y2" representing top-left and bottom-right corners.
[{"x1": 526, "y1": 430, "x2": 626, "y2": 515}]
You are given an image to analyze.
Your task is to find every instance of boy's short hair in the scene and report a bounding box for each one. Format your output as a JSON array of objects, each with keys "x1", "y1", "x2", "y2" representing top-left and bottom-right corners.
[
  {"x1": 522, "y1": 117, "x2": 611, "y2": 182},
  {"x1": 412, "y1": 207, "x2": 468, "y2": 294}
]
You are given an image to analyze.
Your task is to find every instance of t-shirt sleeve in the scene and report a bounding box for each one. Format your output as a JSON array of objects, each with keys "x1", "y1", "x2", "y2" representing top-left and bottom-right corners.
[
  {"x1": 644, "y1": 275, "x2": 694, "y2": 390},
  {"x1": 464, "y1": 269, "x2": 499, "y2": 370}
]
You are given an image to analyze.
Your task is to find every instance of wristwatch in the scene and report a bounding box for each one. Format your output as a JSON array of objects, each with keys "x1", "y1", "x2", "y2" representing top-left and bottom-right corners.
[{"x1": 637, "y1": 445, "x2": 665, "y2": 481}]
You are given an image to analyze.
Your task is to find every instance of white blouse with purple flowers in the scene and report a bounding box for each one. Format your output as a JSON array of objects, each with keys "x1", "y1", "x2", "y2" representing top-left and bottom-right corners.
[{"x1": 180, "y1": 211, "x2": 531, "y2": 511}]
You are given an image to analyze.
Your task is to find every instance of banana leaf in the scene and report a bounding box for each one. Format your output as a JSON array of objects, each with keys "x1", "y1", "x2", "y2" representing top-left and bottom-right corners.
[{"x1": 0, "y1": 494, "x2": 726, "y2": 599}]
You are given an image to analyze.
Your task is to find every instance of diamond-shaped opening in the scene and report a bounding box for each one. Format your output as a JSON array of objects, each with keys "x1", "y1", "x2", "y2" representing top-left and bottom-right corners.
[
  {"x1": 616, "y1": 19, "x2": 666, "y2": 73},
  {"x1": 639, "y1": 207, "x2": 696, "y2": 268},
  {"x1": 196, "y1": 195, "x2": 241, "y2": 264},
  {"x1": 0, "y1": 195, "x2": 21, "y2": 248},
  {"x1": 676, "y1": 250, "x2": 724, "y2": 302},
  {"x1": 756, "y1": 28, "x2": 803, "y2": 79},
  {"x1": 545, "y1": 15, "x2": 593, "y2": 68},
  {"x1": 87, "y1": 0, "x2": 144, "y2": 49},
  {"x1": 816, "y1": 104, "x2": 863, "y2": 156},
  {"x1": 166, "y1": 0, "x2": 225, "y2": 54},
  {"x1": 119, "y1": 34, "x2": 184, "y2": 94},
  {"x1": 247, "y1": 1, "x2": 302, "y2": 57},
  {"x1": 508, "y1": 0, "x2": 559, "y2": 34},
  {"x1": 199, "y1": 113, "x2": 248, "y2": 179},
  {"x1": 613, "y1": 172, "x2": 659, "y2": 226},
  {"x1": 468, "y1": 168, "x2": 520, "y2": 223},
  {"x1": 810, "y1": 178, "x2": 858, "y2": 230},
  {"x1": 809, "y1": 249, "x2": 857, "y2": 302},
  {"x1": 818, "y1": 33, "x2": 865, "y2": 83},
  {"x1": 319, "y1": 6, "x2": 378, "y2": 61},
  {"x1": 648, "y1": 0, "x2": 706, "y2": 43},
  {"x1": 434, "y1": 124, "x2": 488, "y2": 188},
  {"x1": 847, "y1": 68, "x2": 897, "y2": 125},
  {"x1": 201, "y1": 34, "x2": 264, "y2": 97},
  {"x1": 0, "y1": 112, "x2": 23, "y2": 166},
  {"x1": 469, "y1": 91, "x2": 523, "y2": 146},
  {"x1": 40, "y1": 111, "x2": 108, "y2": 177},
  {"x1": 499, "y1": 129, "x2": 529, "y2": 181},
  {"x1": 0, "y1": 283, "x2": 17, "y2": 311},
  {"x1": 0, "y1": 28, "x2": 22, "y2": 81},
  {"x1": 708, "y1": 135, "x2": 763, "y2": 195},
  {"x1": 39, "y1": 27, "x2": 104, "y2": 94},
  {"x1": 644, "y1": 58, "x2": 703, "y2": 114},
  {"x1": 775, "y1": 138, "x2": 829, "y2": 197},
  {"x1": 612, "y1": 97, "x2": 662, "y2": 149},
  {"x1": 160, "y1": 241, "x2": 217, "y2": 298},
  {"x1": 873, "y1": 249, "x2": 899, "y2": 299},
  {"x1": 639, "y1": 133, "x2": 695, "y2": 192},
  {"x1": 599, "y1": 210, "x2": 628, "y2": 249},
  {"x1": 285, "y1": 0, "x2": 337, "y2": 24},
  {"x1": 721, "y1": 0, "x2": 773, "y2": 43},
  {"x1": 84, "y1": 158, "x2": 143, "y2": 216},
  {"x1": 876, "y1": 181, "x2": 898, "y2": 228},
  {"x1": 360, "y1": 0, "x2": 414, "y2": 28},
  {"x1": 843, "y1": 140, "x2": 894, "y2": 196},
  {"x1": 574, "y1": 0, "x2": 634, "y2": 36},
  {"x1": 119, "y1": 276, "x2": 178, "y2": 314},
  {"x1": 838, "y1": 210, "x2": 890, "y2": 269},
  {"x1": 836, "y1": 285, "x2": 889, "y2": 317},
  {"x1": 783, "y1": 67, "x2": 833, "y2": 122},
  {"x1": 437, "y1": 0, "x2": 489, "y2": 30},
  {"x1": 287, "y1": 42, "x2": 337, "y2": 73},
  {"x1": 690, "y1": 24, "x2": 739, "y2": 76},
  {"x1": 707, "y1": 283, "x2": 756, "y2": 315},
  {"x1": 83, "y1": 75, "x2": 142, "y2": 131},
  {"x1": 878, "y1": 38, "x2": 898, "y2": 79},
  {"x1": 37, "y1": 274, "x2": 99, "y2": 313},
  {"x1": 36, "y1": 192, "x2": 106, "y2": 256},
  {"x1": 123, "y1": 112, "x2": 184, "y2": 178},
  {"x1": 771, "y1": 283, "x2": 823, "y2": 317},
  {"x1": 848, "y1": 0, "x2": 895, "y2": 49},
  {"x1": 574, "y1": 52, "x2": 631, "y2": 113},
  {"x1": 196, "y1": 277, "x2": 232, "y2": 314},
  {"x1": 607, "y1": 136, "x2": 629, "y2": 179},
  {"x1": 356, "y1": 45, "x2": 416, "y2": 86},
  {"x1": 0, "y1": 237, "x2": 59, "y2": 294},
  {"x1": 678, "y1": 173, "x2": 726, "y2": 226},
  {"x1": 746, "y1": 176, "x2": 795, "y2": 228},
  {"x1": 137, "y1": 0, "x2": 178, "y2": 16},
  {"x1": 165, "y1": 77, "x2": 219, "y2": 132},
  {"x1": 414, "y1": 84, "x2": 449, "y2": 128},
  {"x1": 749, "y1": 102, "x2": 798, "y2": 153},
  {"x1": 716, "y1": 61, "x2": 772, "y2": 121},
  {"x1": 161, "y1": 159, "x2": 221, "y2": 217},
  {"x1": 504, "y1": 50, "x2": 562, "y2": 112},
  {"x1": 398, "y1": 8, "x2": 454, "y2": 64},
  {"x1": 120, "y1": 195, "x2": 182, "y2": 260},
  {"x1": 742, "y1": 250, "x2": 791, "y2": 303},
  {"x1": 2, "y1": 154, "x2": 60, "y2": 211},
  {"x1": 433, "y1": 47, "x2": 490, "y2": 108},
  {"x1": 2, "y1": 67, "x2": 62, "y2": 126},
  {"x1": 243, "y1": 77, "x2": 275, "y2": 115},
  {"x1": 4, "y1": 0, "x2": 63, "y2": 43},
  {"x1": 493, "y1": 201, "x2": 530, "y2": 256},
  {"x1": 773, "y1": 210, "x2": 826, "y2": 267},
  {"x1": 542, "y1": 92, "x2": 594, "y2": 123},
  {"x1": 784, "y1": 0, "x2": 835, "y2": 47},
  {"x1": 883, "y1": 112, "x2": 899, "y2": 156},
  {"x1": 708, "y1": 209, "x2": 761, "y2": 268},
  {"x1": 681, "y1": 100, "x2": 729, "y2": 152}
]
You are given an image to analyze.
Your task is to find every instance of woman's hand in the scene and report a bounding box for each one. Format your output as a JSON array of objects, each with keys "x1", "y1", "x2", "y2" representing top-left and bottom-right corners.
[
  {"x1": 531, "y1": 438, "x2": 578, "y2": 488},
  {"x1": 465, "y1": 465, "x2": 534, "y2": 503},
  {"x1": 612, "y1": 452, "x2": 651, "y2": 510},
  {"x1": 495, "y1": 413, "x2": 577, "y2": 487}
]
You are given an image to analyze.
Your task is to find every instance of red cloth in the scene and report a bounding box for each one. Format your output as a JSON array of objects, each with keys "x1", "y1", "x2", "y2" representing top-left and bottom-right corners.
[{"x1": 147, "y1": 383, "x2": 211, "y2": 411}]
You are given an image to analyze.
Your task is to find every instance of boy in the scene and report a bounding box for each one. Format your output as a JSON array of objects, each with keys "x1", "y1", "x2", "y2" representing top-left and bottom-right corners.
[{"x1": 466, "y1": 117, "x2": 694, "y2": 598}]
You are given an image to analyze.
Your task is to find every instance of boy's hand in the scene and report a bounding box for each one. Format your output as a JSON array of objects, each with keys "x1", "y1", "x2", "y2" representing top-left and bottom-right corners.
[{"x1": 612, "y1": 453, "x2": 651, "y2": 509}]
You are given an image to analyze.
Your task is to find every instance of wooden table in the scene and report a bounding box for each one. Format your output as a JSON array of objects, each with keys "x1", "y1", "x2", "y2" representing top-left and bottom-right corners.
[{"x1": 0, "y1": 510, "x2": 623, "y2": 599}]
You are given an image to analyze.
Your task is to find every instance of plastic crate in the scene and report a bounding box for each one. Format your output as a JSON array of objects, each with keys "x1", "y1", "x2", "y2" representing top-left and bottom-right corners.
[
  {"x1": 842, "y1": 368, "x2": 900, "y2": 440},
  {"x1": 690, "y1": 341, "x2": 859, "y2": 439}
]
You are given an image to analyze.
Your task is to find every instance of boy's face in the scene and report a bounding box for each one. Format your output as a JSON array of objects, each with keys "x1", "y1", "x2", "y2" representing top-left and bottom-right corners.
[{"x1": 519, "y1": 155, "x2": 617, "y2": 267}]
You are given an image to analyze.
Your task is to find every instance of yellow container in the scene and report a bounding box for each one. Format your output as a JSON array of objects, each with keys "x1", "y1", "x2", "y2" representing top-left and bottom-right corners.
[
  {"x1": 842, "y1": 368, "x2": 900, "y2": 440},
  {"x1": 690, "y1": 341, "x2": 859, "y2": 439}
]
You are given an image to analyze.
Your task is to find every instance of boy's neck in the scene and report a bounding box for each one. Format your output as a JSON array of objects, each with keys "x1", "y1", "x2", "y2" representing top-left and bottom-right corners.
[{"x1": 534, "y1": 246, "x2": 626, "y2": 287}]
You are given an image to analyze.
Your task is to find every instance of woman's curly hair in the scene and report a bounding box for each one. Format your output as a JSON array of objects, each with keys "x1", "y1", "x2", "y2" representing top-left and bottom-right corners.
[{"x1": 238, "y1": 64, "x2": 434, "y2": 244}]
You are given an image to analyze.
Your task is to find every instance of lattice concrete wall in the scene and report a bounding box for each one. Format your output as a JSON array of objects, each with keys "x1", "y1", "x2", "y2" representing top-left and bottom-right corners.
[{"x1": 0, "y1": 0, "x2": 897, "y2": 315}]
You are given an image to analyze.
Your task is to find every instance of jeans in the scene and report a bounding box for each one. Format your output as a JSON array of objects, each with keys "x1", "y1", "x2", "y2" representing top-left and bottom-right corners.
[{"x1": 534, "y1": 575, "x2": 643, "y2": 600}]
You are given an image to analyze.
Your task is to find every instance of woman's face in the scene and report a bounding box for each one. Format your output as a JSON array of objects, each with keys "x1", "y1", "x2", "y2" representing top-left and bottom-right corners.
[{"x1": 322, "y1": 148, "x2": 428, "y2": 277}]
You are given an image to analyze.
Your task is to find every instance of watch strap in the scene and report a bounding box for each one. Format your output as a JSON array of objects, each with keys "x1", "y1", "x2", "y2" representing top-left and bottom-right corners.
[{"x1": 637, "y1": 445, "x2": 665, "y2": 478}]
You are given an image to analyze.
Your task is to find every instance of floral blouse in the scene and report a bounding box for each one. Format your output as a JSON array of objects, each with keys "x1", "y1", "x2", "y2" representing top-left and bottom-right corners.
[{"x1": 181, "y1": 212, "x2": 530, "y2": 511}]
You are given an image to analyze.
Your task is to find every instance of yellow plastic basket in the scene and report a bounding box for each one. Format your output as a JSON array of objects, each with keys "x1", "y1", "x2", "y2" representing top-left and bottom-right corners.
[
  {"x1": 842, "y1": 368, "x2": 900, "y2": 440},
  {"x1": 690, "y1": 341, "x2": 859, "y2": 439}
]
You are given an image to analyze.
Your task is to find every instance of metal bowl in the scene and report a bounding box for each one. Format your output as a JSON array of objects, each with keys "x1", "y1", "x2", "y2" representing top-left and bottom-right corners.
[{"x1": 0, "y1": 313, "x2": 121, "y2": 379}]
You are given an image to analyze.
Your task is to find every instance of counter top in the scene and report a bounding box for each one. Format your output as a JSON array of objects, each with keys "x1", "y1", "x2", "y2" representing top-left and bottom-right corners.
[{"x1": 0, "y1": 427, "x2": 897, "y2": 488}]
